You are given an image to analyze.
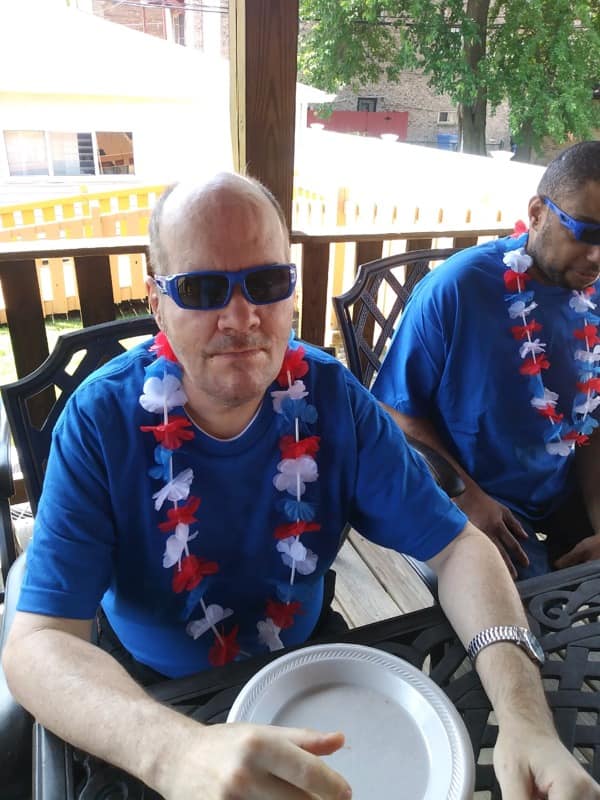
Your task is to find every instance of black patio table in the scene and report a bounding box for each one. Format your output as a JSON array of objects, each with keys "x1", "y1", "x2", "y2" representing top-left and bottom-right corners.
[{"x1": 33, "y1": 561, "x2": 600, "y2": 799}]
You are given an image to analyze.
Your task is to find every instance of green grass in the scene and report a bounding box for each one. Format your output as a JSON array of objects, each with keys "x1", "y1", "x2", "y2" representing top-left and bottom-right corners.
[
  {"x1": 0, "y1": 305, "x2": 149, "y2": 385},
  {"x1": 0, "y1": 316, "x2": 83, "y2": 385}
]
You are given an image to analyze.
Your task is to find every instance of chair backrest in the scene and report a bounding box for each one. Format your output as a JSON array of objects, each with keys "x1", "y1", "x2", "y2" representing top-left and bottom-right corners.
[
  {"x1": 1, "y1": 316, "x2": 158, "y2": 516},
  {"x1": 333, "y1": 247, "x2": 458, "y2": 388}
]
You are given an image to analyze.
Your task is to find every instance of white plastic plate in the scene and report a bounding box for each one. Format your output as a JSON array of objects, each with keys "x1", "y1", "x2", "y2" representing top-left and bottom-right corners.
[{"x1": 227, "y1": 643, "x2": 475, "y2": 799}]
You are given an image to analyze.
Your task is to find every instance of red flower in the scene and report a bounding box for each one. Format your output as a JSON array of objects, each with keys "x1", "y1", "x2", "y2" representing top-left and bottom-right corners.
[
  {"x1": 159, "y1": 496, "x2": 201, "y2": 532},
  {"x1": 536, "y1": 405, "x2": 563, "y2": 423},
  {"x1": 576, "y1": 378, "x2": 600, "y2": 394},
  {"x1": 519, "y1": 356, "x2": 550, "y2": 376},
  {"x1": 562, "y1": 432, "x2": 590, "y2": 445},
  {"x1": 511, "y1": 220, "x2": 528, "y2": 238},
  {"x1": 276, "y1": 347, "x2": 309, "y2": 387},
  {"x1": 274, "y1": 520, "x2": 322, "y2": 540},
  {"x1": 574, "y1": 325, "x2": 600, "y2": 346},
  {"x1": 279, "y1": 435, "x2": 320, "y2": 459},
  {"x1": 150, "y1": 332, "x2": 178, "y2": 362},
  {"x1": 511, "y1": 321, "x2": 542, "y2": 340},
  {"x1": 265, "y1": 599, "x2": 303, "y2": 629},
  {"x1": 208, "y1": 625, "x2": 240, "y2": 667},
  {"x1": 140, "y1": 415, "x2": 194, "y2": 450},
  {"x1": 172, "y1": 554, "x2": 219, "y2": 593},
  {"x1": 503, "y1": 269, "x2": 531, "y2": 292}
]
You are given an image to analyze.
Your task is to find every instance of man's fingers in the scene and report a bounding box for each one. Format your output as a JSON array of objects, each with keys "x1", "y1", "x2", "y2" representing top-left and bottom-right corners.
[
  {"x1": 263, "y1": 728, "x2": 352, "y2": 799},
  {"x1": 503, "y1": 509, "x2": 529, "y2": 540},
  {"x1": 554, "y1": 544, "x2": 583, "y2": 570},
  {"x1": 297, "y1": 730, "x2": 346, "y2": 757},
  {"x1": 495, "y1": 525, "x2": 529, "y2": 567}
]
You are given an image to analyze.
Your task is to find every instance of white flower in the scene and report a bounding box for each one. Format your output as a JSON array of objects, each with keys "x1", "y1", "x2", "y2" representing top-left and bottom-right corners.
[
  {"x1": 503, "y1": 248, "x2": 532, "y2": 273},
  {"x1": 519, "y1": 339, "x2": 546, "y2": 359},
  {"x1": 530, "y1": 388, "x2": 559, "y2": 409},
  {"x1": 273, "y1": 455, "x2": 318, "y2": 496},
  {"x1": 271, "y1": 380, "x2": 308, "y2": 413},
  {"x1": 139, "y1": 374, "x2": 187, "y2": 413},
  {"x1": 277, "y1": 537, "x2": 318, "y2": 575},
  {"x1": 257, "y1": 618, "x2": 284, "y2": 651},
  {"x1": 152, "y1": 468, "x2": 194, "y2": 511},
  {"x1": 162, "y1": 522, "x2": 199, "y2": 568},
  {"x1": 574, "y1": 345, "x2": 600, "y2": 364},
  {"x1": 574, "y1": 396, "x2": 600, "y2": 415},
  {"x1": 569, "y1": 291, "x2": 597, "y2": 314},
  {"x1": 546, "y1": 440, "x2": 575, "y2": 457},
  {"x1": 186, "y1": 605, "x2": 233, "y2": 639},
  {"x1": 508, "y1": 300, "x2": 538, "y2": 320}
]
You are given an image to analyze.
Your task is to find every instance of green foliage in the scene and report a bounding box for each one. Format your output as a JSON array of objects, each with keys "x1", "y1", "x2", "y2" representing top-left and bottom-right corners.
[{"x1": 299, "y1": 0, "x2": 600, "y2": 155}]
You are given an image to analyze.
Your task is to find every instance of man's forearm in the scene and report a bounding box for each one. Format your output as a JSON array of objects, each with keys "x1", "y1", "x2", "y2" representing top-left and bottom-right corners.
[
  {"x1": 380, "y1": 404, "x2": 477, "y2": 489},
  {"x1": 3, "y1": 625, "x2": 194, "y2": 793},
  {"x1": 429, "y1": 524, "x2": 552, "y2": 729}
]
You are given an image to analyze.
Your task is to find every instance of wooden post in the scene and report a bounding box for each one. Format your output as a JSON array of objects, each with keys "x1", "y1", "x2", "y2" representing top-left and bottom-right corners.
[{"x1": 229, "y1": 0, "x2": 298, "y2": 230}]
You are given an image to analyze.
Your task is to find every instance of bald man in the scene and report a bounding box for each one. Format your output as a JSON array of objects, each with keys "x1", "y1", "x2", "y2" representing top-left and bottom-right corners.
[{"x1": 5, "y1": 174, "x2": 598, "y2": 799}]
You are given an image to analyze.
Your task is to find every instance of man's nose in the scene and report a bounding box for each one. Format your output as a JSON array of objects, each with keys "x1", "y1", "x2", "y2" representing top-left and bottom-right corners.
[
  {"x1": 217, "y1": 285, "x2": 259, "y2": 330},
  {"x1": 586, "y1": 244, "x2": 600, "y2": 266}
]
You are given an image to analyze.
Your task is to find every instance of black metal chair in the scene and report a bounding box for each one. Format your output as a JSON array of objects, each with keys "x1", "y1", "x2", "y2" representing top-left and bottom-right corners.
[
  {"x1": 0, "y1": 315, "x2": 158, "y2": 798},
  {"x1": 333, "y1": 248, "x2": 466, "y2": 597}
]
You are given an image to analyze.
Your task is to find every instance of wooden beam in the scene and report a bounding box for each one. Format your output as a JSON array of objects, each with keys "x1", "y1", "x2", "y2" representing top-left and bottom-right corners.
[
  {"x1": 0, "y1": 259, "x2": 49, "y2": 378},
  {"x1": 73, "y1": 255, "x2": 116, "y2": 327},
  {"x1": 229, "y1": 0, "x2": 299, "y2": 229}
]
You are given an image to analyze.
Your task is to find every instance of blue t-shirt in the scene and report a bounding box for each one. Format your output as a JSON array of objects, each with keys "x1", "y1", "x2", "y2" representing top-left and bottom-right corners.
[
  {"x1": 372, "y1": 235, "x2": 600, "y2": 520},
  {"x1": 18, "y1": 340, "x2": 466, "y2": 677}
]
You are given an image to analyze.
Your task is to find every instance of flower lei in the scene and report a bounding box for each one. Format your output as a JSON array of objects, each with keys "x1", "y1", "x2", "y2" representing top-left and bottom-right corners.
[
  {"x1": 139, "y1": 333, "x2": 321, "y2": 666},
  {"x1": 503, "y1": 247, "x2": 600, "y2": 457}
]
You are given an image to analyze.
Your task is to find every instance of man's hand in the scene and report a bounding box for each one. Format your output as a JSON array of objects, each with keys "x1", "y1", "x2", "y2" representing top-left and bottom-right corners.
[
  {"x1": 554, "y1": 533, "x2": 600, "y2": 569},
  {"x1": 158, "y1": 722, "x2": 352, "y2": 800},
  {"x1": 494, "y1": 721, "x2": 600, "y2": 799},
  {"x1": 454, "y1": 485, "x2": 529, "y2": 578}
]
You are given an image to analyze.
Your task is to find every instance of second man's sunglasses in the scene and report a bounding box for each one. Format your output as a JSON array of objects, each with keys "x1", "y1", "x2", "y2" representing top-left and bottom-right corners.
[
  {"x1": 543, "y1": 197, "x2": 600, "y2": 246},
  {"x1": 154, "y1": 263, "x2": 297, "y2": 310}
]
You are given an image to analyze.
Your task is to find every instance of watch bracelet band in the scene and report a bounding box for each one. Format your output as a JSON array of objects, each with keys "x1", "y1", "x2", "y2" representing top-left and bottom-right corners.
[{"x1": 467, "y1": 625, "x2": 529, "y2": 662}]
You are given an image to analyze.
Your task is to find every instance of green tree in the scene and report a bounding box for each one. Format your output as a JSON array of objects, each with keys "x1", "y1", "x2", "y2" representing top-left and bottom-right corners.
[{"x1": 298, "y1": 0, "x2": 600, "y2": 158}]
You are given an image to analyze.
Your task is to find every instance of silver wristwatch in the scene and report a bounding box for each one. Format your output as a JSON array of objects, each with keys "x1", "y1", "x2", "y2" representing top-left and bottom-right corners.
[{"x1": 467, "y1": 625, "x2": 545, "y2": 666}]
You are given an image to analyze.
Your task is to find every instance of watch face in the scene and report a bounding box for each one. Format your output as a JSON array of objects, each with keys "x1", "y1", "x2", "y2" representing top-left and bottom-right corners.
[{"x1": 525, "y1": 631, "x2": 545, "y2": 664}]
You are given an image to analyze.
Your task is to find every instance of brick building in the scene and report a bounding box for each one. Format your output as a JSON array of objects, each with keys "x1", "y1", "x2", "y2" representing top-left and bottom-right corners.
[
  {"x1": 318, "y1": 72, "x2": 511, "y2": 153},
  {"x1": 74, "y1": 0, "x2": 229, "y2": 56}
]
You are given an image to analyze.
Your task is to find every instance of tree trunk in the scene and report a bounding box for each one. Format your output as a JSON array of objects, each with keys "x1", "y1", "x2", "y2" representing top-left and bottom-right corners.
[
  {"x1": 458, "y1": 97, "x2": 488, "y2": 155},
  {"x1": 459, "y1": 0, "x2": 491, "y2": 155},
  {"x1": 512, "y1": 121, "x2": 534, "y2": 163}
]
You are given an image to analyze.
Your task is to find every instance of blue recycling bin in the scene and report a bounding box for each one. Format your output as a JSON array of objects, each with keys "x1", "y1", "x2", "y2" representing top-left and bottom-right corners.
[{"x1": 437, "y1": 133, "x2": 458, "y2": 151}]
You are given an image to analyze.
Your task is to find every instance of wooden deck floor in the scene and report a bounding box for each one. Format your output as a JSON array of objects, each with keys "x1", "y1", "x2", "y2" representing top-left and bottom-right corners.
[{"x1": 332, "y1": 529, "x2": 434, "y2": 626}]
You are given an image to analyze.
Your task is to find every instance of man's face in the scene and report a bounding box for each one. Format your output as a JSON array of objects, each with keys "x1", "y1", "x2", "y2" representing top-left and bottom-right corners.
[
  {"x1": 527, "y1": 181, "x2": 600, "y2": 290},
  {"x1": 149, "y1": 184, "x2": 294, "y2": 414}
]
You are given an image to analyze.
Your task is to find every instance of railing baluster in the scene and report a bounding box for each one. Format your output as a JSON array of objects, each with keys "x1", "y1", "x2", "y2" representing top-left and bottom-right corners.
[
  {"x1": 73, "y1": 254, "x2": 116, "y2": 326},
  {"x1": 300, "y1": 242, "x2": 329, "y2": 346}
]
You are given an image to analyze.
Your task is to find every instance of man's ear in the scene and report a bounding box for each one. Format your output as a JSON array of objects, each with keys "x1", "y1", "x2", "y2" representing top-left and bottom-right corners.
[
  {"x1": 528, "y1": 195, "x2": 545, "y2": 232},
  {"x1": 146, "y1": 276, "x2": 164, "y2": 329}
]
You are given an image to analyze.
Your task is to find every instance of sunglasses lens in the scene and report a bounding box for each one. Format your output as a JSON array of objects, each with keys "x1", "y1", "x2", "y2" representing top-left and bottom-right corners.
[
  {"x1": 175, "y1": 275, "x2": 229, "y2": 309},
  {"x1": 245, "y1": 266, "x2": 293, "y2": 304},
  {"x1": 580, "y1": 228, "x2": 600, "y2": 246}
]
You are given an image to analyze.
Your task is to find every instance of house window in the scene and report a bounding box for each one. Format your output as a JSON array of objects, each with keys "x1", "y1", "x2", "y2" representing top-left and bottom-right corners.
[
  {"x1": 438, "y1": 110, "x2": 457, "y2": 125},
  {"x1": 3, "y1": 130, "x2": 135, "y2": 177},
  {"x1": 96, "y1": 132, "x2": 135, "y2": 175},
  {"x1": 172, "y1": 10, "x2": 185, "y2": 45},
  {"x1": 357, "y1": 97, "x2": 378, "y2": 112},
  {"x1": 4, "y1": 131, "x2": 48, "y2": 176}
]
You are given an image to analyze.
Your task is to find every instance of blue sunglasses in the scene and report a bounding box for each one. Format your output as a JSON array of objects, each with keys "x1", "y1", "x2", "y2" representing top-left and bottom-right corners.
[
  {"x1": 154, "y1": 263, "x2": 297, "y2": 310},
  {"x1": 543, "y1": 197, "x2": 600, "y2": 245}
]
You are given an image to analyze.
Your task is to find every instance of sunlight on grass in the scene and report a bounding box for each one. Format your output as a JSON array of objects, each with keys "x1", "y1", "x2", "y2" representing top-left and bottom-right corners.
[
  {"x1": 0, "y1": 311, "x2": 149, "y2": 386},
  {"x1": 0, "y1": 318, "x2": 85, "y2": 385}
]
